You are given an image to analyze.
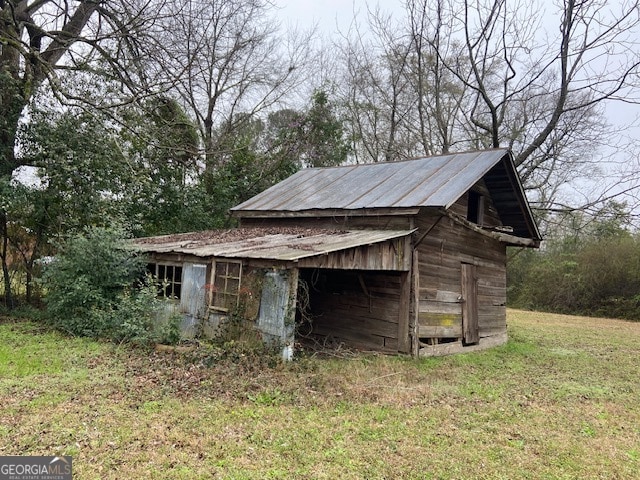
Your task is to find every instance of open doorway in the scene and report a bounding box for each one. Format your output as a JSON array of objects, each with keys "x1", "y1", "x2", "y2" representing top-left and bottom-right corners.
[{"x1": 296, "y1": 268, "x2": 403, "y2": 353}]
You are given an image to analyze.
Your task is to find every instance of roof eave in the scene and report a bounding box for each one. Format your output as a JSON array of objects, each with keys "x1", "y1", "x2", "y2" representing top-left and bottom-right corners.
[
  {"x1": 132, "y1": 229, "x2": 417, "y2": 261},
  {"x1": 442, "y1": 209, "x2": 541, "y2": 248},
  {"x1": 501, "y1": 151, "x2": 543, "y2": 241},
  {"x1": 231, "y1": 207, "x2": 421, "y2": 218}
]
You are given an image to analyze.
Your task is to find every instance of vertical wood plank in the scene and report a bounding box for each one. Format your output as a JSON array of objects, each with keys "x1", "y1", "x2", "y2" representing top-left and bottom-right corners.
[
  {"x1": 411, "y1": 250, "x2": 420, "y2": 357},
  {"x1": 461, "y1": 263, "x2": 479, "y2": 344},
  {"x1": 397, "y1": 270, "x2": 411, "y2": 353}
]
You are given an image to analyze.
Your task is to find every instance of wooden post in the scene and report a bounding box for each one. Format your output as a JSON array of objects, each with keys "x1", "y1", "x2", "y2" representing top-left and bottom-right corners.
[
  {"x1": 397, "y1": 270, "x2": 411, "y2": 353},
  {"x1": 411, "y1": 250, "x2": 420, "y2": 357}
]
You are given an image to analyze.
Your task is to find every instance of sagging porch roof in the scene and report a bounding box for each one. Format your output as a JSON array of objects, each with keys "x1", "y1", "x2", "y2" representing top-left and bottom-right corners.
[{"x1": 133, "y1": 227, "x2": 415, "y2": 262}]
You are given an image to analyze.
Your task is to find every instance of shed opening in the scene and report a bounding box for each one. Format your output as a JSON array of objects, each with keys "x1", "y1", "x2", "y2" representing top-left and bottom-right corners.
[
  {"x1": 296, "y1": 268, "x2": 402, "y2": 353},
  {"x1": 467, "y1": 190, "x2": 485, "y2": 225}
]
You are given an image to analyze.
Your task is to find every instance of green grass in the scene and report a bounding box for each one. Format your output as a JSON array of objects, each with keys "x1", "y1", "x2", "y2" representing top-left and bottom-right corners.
[{"x1": 0, "y1": 310, "x2": 639, "y2": 479}]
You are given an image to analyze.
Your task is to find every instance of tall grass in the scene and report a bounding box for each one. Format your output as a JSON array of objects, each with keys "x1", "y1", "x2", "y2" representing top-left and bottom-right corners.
[{"x1": 1, "y1": 310, "x2": 638, "y2": 479}]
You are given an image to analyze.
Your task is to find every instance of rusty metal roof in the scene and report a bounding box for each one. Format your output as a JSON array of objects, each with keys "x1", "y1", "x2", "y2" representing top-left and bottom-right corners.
[
  {"x1": 133, "y1": 228, "x2": 415, "y2": 261},
  {"x1": 232, "y1": 148, "x2": 541, "y2": 240},
  {"x1": 232, "y1": 149, "x2": 512, "y2": 211}
]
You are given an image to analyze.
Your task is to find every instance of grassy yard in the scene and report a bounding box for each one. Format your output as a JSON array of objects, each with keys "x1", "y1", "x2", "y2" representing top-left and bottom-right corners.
[{"x1": 0, "y1": 310, "x2": 638, "y2": 479}]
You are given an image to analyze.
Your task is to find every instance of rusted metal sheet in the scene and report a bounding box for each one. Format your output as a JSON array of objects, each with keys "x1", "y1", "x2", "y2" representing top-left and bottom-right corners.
[
  {"x1": 134, "y1": 228, "x2": 415, "y2": 263},
  {"x1": 231, "y1": 148, "x2": 541, "y2": 241},
  {"x1": 179, "y1": 263, "x2": 208, "y2": 335},
  {"x1": 256, "y1": 269, "x2": 297, "y2": 360},
  {"x1": 233, "y1": 149, "x2": 502, "y2": 210}
]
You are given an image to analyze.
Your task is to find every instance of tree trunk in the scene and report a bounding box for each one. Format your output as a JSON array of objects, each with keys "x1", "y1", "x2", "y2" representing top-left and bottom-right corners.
[
  {"x1": 0, "y1": 71, "x2": 24, "y2": 178},
  {"x1": 1, "y1": 212, "x2": 14, "y2": 309},
  {"x1": 25, "y1": 267, "x2": 32, "y2": 305},
  {"x1": 0, "y1": 72, "x2": 26, "y2": 310}
]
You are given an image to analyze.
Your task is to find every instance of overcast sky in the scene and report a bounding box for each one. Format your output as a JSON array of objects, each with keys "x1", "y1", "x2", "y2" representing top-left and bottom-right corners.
[
  {"x1": 275, "y1": 0, "x2": 397, "y2": 35},
  {"x1": 275, "y1": 0, "x2": 638, "y2": 134},
  {"x1": 273, "y1": 0, "x2": 640, "y2": 209}
]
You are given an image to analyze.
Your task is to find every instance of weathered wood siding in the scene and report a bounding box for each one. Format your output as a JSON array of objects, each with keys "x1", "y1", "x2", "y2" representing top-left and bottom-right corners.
[
  {"x1": 301, "y1": 269, "x2": 402, "y2": 353},
  {"x1": 415, "y1": 210, "x2": 507, "y2": 344},
  {"x1": 297, "y1": 237, "x2": 411, "y2": 271}
]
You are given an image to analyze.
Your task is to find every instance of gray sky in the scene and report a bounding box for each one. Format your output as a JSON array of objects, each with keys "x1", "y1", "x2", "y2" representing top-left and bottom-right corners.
[
  {"x1": 275, "y1": 0, "x2": 394, "y2": 35},
  {"x1": 275, "y1": 0, "x2": 638, "y2": 139},
  {"x1": 274, "y1": 0, "x2": 640, "y2": 212}
]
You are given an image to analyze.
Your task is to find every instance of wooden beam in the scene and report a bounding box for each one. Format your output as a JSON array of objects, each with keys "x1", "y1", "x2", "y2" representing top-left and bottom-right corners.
[
  {"x1": 442, "y1": 209, "x2": 540, "y2": 248},
  {"x1": 418, "y1": 325, "x2": 462, "y2": 338},
  {"x1": 357, "y1": 274, "x2": 370, "y2": 298},
  {"x1": 413, "y1": 214, "x2": 444, "y2": 247}
]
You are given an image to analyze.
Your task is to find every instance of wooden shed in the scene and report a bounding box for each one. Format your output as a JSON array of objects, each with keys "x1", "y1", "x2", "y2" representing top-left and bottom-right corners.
[{"x1": 135, "y1": 148, "x2": 541, "y2": 357}]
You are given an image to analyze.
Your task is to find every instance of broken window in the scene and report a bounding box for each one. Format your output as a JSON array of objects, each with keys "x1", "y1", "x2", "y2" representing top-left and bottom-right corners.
[
  {"x1": 467, "y1": 190, "x2": 485, "y2": 225},
  {"x1": 209, "y1": 260, "x2": 242, "y2": 311},
  {"x1": 147, "y1": 263, "x2": 183, "y2": 299}
]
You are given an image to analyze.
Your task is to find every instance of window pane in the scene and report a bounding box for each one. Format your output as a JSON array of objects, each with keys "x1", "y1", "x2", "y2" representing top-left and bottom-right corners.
[
  {"x1": 220, "y1": 293, "x2": 235, "y2": 310},
  {"x1": 149, "y1": 263, "x2": 183, "y2": 300},
  {"x1": 214, "y1": 272, "x2": 226, "y2": 290},
  {"x1": 227, "y1": 278, "x2": 240, "y2": 294},
  {"x1": 217, "y1": 262, "x2": 229, "y2": 278},
  {"x1": 228, "y1": 262, "x2": 240, "y2": 278},
  {"x1": 210, "y1": 261, "x2": 242, "y2": 310}
]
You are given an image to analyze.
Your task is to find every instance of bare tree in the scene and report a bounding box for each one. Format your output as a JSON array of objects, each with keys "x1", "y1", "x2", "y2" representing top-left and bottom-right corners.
[
  {"x1": 337, "y1": 0, "x2": 473, "y2": 163},
  {"x1": 405, "y1": 0, "x2": 471, "y2": 154},
  {"x1": 446, "y1": 0, "x2": 640, "y2": 199},
  {"x1": 0, "y1": 1, "x2": 174, "y2": 174},
  {"x1": 136, "y1": 0, "x2": 313, "y2": 191},
  {"x1": 336, "y1": 0, "x2": 640, "y2": 223},
  {"x1": 337, "y1": 7, "x2": 415, "y2": 163}
]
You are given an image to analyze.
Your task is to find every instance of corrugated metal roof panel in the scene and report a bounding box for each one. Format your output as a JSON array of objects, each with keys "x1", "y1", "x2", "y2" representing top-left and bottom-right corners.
[
  {"x1": 134, "y1": 229, "x2": 415, "y2": 261},
  {"x1": 232, "y1": 149, "x2": 510, "y2": 212}
]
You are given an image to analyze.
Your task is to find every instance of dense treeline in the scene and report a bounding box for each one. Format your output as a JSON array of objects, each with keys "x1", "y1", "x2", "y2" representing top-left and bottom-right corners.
[{"x1": 508, "y1": 206, "x2": 640, "y2": 320}]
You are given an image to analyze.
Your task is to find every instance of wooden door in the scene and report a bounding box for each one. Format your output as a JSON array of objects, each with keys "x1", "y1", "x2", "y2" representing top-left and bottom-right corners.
[{"x1": 461, "y1": 263, "x2": 479, "y2": 344}]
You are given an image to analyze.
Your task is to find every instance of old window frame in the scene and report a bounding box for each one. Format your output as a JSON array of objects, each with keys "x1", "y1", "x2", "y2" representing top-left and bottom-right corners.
[
  {"x1": 209, "y1": 259, "x2": 243, "y2": 312},
  {"x1": 147, "y1": 262, "x2": 183, "y2": 300},
  {"x1": 467, "y1": 190, "x2": 485, "y2": 226}
]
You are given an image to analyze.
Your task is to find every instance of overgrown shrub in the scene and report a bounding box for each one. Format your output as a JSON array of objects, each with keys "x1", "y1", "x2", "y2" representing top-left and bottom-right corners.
[
  {"x1": 155, "y1": 312, "x2": 182, "y2": 346},
  {"x1": 42, "y1": 226, "x2": 164, "y2": 343},
  {"x1": 508, "y1": 234, "x2": 640, "y2": 320}
]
